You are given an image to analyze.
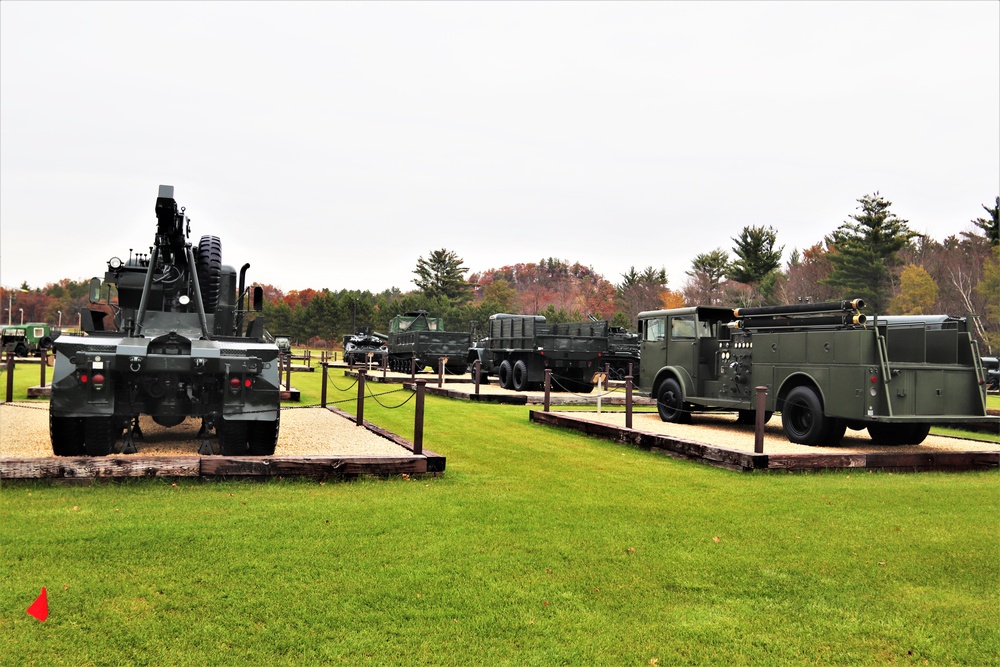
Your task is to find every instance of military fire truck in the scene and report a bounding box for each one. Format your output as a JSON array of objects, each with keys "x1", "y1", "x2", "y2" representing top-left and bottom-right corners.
[{"x1": 637, "y1": 299, "x2": 995, "y2": 446}]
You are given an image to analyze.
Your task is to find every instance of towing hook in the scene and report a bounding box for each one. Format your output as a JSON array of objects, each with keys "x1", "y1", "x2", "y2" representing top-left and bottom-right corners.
[{"x1": 130, "y1": 357, "x2": 142, "y2": 372}]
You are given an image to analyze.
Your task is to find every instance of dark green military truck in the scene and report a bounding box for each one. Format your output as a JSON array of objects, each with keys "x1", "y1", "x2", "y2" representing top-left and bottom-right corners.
[
  {"x1": 49, "y1": 185, "x2": 280, "y2": 456},
  {"x1": 637, "y1": 300, "x2": 996, "y2": 446},
  {"x1": 383, "y1": 311, "x2": 470, "y2": 374},
  {"x1": 469, "y1": 314, "x2": 612, "y2": 392},
  {"x1": 2, "y1": 323, "x2": 58, "y2": 357}
]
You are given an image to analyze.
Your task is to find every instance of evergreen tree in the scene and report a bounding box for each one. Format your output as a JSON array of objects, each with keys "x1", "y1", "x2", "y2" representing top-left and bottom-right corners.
[
  {"x1": 727, "y1": 225, "x2": 783, "y2": 284},
  {"x1": 971, "y1": 196, "x2": 1000, "y2": 246},
  {"x1": 413, "y1": 249, "x2": 471, "y2": 304},
  {"x1": 822, "y1": 193, "x2": 918, "y2": 313}
]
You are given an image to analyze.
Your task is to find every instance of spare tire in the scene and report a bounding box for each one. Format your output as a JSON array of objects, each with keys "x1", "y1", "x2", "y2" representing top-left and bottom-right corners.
[{"x1": 196, "y1": 235, "x2": 222, "y2": 312}]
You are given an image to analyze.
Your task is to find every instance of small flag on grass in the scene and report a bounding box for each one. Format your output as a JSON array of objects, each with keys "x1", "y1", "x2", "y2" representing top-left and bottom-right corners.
[{"x1": 26, "y1": 587, "x2": 48, "y2": 622}]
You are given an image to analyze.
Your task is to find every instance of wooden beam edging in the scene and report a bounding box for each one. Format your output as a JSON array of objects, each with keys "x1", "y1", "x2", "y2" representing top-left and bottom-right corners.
[
  {"x1": 325, "y1": 405, "x2": 446, "y2": 473},
  {"x1": 529, "y1": 411, "x2": 1000, "y2": 473},
  {"x1": 1, "y1": 456, "x2": 202, "y2": 479},
  {"x1": 529, "y1": 410, "x2": 763, "y2": 472}
]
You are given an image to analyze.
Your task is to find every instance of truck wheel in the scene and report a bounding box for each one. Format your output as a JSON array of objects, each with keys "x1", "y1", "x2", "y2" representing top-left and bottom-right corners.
[
  {"x1": 50, "y1": 415, "x2": 85, "y2": 456},
  {"x1": 498, "y1": 360, "x2": 513, "y2": 389},
  {"x1": 781, "y1": 386, "x2": 829, "y2": 445},
  {"x1": 14, "y1": 343, "x2": 27, "y2": 357},
  {"x1": 826, "y1": 418, "x2": 847, "y2": 445},
  {"x1": 868, "y1": 423, "x2": 929, "y2": 446},
  {"x1": 736, "y1": 409, "x2": 772, "y2": 425},
  {"x1": 196, "y1": 235, "x2": 222, "y2": 312},
  {"x1": 82, "y1": 417, "x2": 119, "y2": 456},
  {"x1": 657, "y1": 378, "x2": 688, "y2": 423},
  {"x1": 219, "y1": 418, "x2": 249, "y2": 456},
  {"x1": 512, "y1": 360, "x2": 529, "y2": 391},
  {"x1": 248, "y1": 415, "x2": 280, "y2": 456},
  {"x1": 39, "y1": 336, "x2": 53, "y2": 350}
]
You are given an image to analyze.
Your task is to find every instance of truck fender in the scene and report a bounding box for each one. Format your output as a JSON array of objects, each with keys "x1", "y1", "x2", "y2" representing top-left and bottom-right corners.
[
  {"x1": 775, "y1": 372, "x2": 825, "y2": 412},
  {"x1": 651, "y1": 366, "x2": 694, "y2": 401}
]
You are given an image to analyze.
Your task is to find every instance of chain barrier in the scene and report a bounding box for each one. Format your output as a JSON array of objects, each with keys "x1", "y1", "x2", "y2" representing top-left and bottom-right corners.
[
  {"x1": 365, "y1": 384, "x2": 416, "y2": 409},
  {"x1": 0, "y1": 401, "x2": 50, "y2": 411},
  {"x1": 326, "y1": 372, "x2": 359, "y2": 393},
  {"x1": 548, "y1": 372, "x2": 623, "y2": 399}
]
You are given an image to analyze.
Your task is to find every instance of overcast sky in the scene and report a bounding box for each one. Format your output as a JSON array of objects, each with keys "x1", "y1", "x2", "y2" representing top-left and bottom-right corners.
[{"x1": 2, "y1": 1, "x2": 998, "y2": 296}]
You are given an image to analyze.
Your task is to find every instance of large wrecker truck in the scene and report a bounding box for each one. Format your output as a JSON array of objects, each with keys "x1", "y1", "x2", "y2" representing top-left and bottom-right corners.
[{"x1": 637, "y1": 299, "x2": 996, "y2": 446}]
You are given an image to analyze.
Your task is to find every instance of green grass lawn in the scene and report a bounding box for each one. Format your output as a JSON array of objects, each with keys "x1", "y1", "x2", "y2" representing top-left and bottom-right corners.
[{"x1": 2, "y1": 360, "x2": 999, "y2": 665}]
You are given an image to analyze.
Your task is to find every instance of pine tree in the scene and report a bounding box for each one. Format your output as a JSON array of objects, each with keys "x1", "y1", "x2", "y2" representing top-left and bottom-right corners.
[
  {"x1": 727, "y1": 225, "x2": 783, "y2": 285},
  {"x1": 822, "y1": 193, "x2": 918, "y2": 313},
  {"x1": 413, "y1": 249, "x2": 471, "y2": 304}
]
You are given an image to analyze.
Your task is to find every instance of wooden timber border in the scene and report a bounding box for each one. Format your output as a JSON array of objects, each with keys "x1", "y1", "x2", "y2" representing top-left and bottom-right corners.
[
  {"x1": 0, "y1": 406, "x2": 445, "y2": 481},
  {"x1": 530, "y1": 411, "x2": 1000, "y2": 473}
]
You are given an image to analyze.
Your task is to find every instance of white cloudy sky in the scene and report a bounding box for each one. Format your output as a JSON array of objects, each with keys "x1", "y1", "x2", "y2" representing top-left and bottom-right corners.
[{"x1": 1, "y1": 1, "x2": 997, "y2": 294}]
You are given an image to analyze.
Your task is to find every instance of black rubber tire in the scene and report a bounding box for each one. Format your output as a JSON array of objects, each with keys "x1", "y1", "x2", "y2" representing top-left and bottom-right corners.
[
  {"x1": 219, "y1": 417, "x2": 249, "y2": 456},
  {"x1": 868, "y1": 423, "x2": 930, "y2": 446},
  {"x1": 82, "y1": 416, "x2": 119, "y2": 456},
  {"x1": 50, "y1": 415, "x2": 85, "y2": 456},
  {"x1": 736, "y1": 409, "x2": 773, "y2": 425},
  {"x1": 826, "y1": 418, "x2": 847, "y2": 445},
  {"x1": 196, "y1": 235, "x2": 223, "y2": 313},
  {"x1": 498, "y1": 360, "x2": 513, "y2": 390},
  {"x1": 657, "y1": 378, "x2": 687, "y2": 423},
  {"x1": 39, "y1": 336, "x2": 53, "y2": 350},
  {"x1": 14, "y1": 343, "x2": 27, "y2": 357},
  {"x1": 512, "y1": 360, "x2": 529, "y2": 391},
  {"x1": 248, "y1": 414, "x2": 280, "y2": 456},
  {"x1": 781, "y1": 386, "x2": 830, "y2": 446}
]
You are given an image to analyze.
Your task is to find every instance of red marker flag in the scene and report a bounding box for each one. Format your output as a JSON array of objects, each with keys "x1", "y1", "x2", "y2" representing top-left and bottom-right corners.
[{"x1": 26, "y1": 587, "x2": 48, "y2": 622}]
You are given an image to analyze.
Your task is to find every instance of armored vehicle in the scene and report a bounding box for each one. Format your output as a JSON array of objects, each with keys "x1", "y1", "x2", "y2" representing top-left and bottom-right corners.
[
  {"x1": 637, "y1": 299, "x2": 996, "y2": 446},
  {"x1": 384, "y1": 311, "x2": 470, "y2": 374},
  {"x1": 469, "y1": 314, "x2": 612, "y2": 392},
  {"x1": 2, "y1": 323, "x2": 58, "y2": 357},
  {"x1": 343, "y1": 331, "x2": 389, "y2": 366},
  {"x1": 49, "y1": 185, "x2": 280, "y2": 456}
]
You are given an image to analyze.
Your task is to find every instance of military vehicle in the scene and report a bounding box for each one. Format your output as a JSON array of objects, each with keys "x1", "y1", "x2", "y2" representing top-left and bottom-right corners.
[
  {"x1": 637, "y1": 299, "x2": 996, "y2": 446},
  {"x1": 469, "y1": 314, "x2": 613, "y2": 392},
  {"x1": 2, "y1": 323, "x2": 58, "y2": 357},
  {"x1": 49, "y1": 185, "x2": 281, "y2": 456},
  {"x1": 383, "y1": 311, "x2": 470, "y2": 374},
  {"x1": 343, "y1": 330, "x2": 389, "y2": 366},
  {"x1": 605, "y1": 325, "x2": 641, "y2": 379}
]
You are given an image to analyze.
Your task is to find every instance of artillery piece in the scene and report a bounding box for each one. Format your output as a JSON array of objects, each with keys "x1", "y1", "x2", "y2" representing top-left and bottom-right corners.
[{"x1": 49, "y1": 185, "x2": 281, "y2": 456}]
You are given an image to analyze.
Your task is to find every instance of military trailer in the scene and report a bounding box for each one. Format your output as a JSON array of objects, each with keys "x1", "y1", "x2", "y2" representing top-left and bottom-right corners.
[
  {"x1": 2, "y1": 323, "x2": 58, "y2": 357},
  {"x1": 469, "y1": 314, "x2": 612, "y2": 392},
  {"x1": 49, "y1": 185, "x2": 280, "y2": 457},
  {"x1": 637, "y1": 299, "x2": 996, "y2": 446},
  {"x1": 343, "y1": 331, "x2": 389, "y2": 366},
  {"x1": 383, "y1": 311, "x2": 470, "y2": 374}
]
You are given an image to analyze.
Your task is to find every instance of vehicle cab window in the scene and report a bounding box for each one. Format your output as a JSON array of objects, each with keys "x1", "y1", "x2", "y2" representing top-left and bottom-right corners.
[
  {"x1": 671, "y1": 316, "x2": 696, "y2": 339},
  {"x1": 644, "y1": 318, "x2": 665, "y2": 341}
]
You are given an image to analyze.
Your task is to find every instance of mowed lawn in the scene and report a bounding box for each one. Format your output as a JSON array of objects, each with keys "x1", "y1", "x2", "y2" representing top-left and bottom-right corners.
[{"x1": 1, "y1": 365, "x2": 999, "y2": 665}]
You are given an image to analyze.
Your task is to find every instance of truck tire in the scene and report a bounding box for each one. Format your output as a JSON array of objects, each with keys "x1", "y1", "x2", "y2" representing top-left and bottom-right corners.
[
  {"x1": 196, "y1": 235, "x2": 222, "y2": 312},
  {"x1": 736, "y1": 409, "x2": 772, "y2": 425},
  {"x1": 657, "y1": 378, "x2": 688, "y2": 423},
  {"x1": 248, "y1": 415, "x2": 280, "y2": 456},
  {"x1": 14, "y1": 343, "x2": 27, "y2": 358},
  {"x1": 82, "y1": 416, "x2": 119, "y2": 456},
  {"x1": 50, "y1": 415, "x2": 85, "y2": 456},
  {"x1": 781, "y1": 386, "x2": 830, "y2": 446},
  {"x1": 867, "y1": 423, "x2": 930, "y2": 446},
  {"x1": 219, "y1": 417, "x2": 249, "y2": 456},
  {"x1": 512, "y1": 360, "x2": 530, "y2": 391},
  {"x1": 498, "y1": 360, "x2": 513, "y2": 390}
]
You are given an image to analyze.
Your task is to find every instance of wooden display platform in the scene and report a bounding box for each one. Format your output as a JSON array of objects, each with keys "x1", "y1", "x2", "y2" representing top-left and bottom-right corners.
[
  {"x1": 0, "y1": 405, "x2": 444, "y2": 480},
  {"x1": 530, "y1": 410, "x2": 1000, "y2": 473}
]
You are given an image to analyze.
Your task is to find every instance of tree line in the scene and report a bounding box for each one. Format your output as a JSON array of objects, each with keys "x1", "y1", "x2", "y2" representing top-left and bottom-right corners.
[{"x1": 4, "y1": 193, "x2": 998, "y2": 352}]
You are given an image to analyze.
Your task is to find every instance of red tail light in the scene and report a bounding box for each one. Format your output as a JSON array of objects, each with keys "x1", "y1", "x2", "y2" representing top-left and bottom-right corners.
[
  {"x1": 244, "y1": 378, "x2": 252, "y2": 388},
  {"x1": 92, "y1": 373, "x2": 105, "y2": 385},
  {"x1": 229, "y1": 377, "x2": 241, "y2": 388},
  {"x1": 80, "y1": 373, "x2": 89, "y2": 384}
]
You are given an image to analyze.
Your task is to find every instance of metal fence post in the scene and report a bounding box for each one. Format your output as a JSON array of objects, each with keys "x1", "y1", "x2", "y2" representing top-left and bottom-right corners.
[
  {"x1": 411, "y1": 354, "x2": 417, "y2": 382},
  {"x1": 544, "y1": 369, "x2": 551, "y2": 412},
  {"x1": 474, "y1": 359, "x2": 481, "y2": 396},
  {"x1": 356, "y1": 370, "x2": 366, "y2": 426},
  {"x1": 604, "y1": 362, "x2": 610, "y2": 390},
  {"x1": 382, "y1": 352, "x2": 388, "y2": 380},
  {"x1": 321, "y1": 362, "x2": 328, "y2": 408},
  {"x1": 414, "y1": 379, "x2": 425, "y2": 455},
  {"x1": 284, "y1": 353, "x2": 292, "y2": 392},
  {"x1": 625, "y1": 374, "x2": 633, "y2": 429},
  {"x1": 4, "y1": 352, "x2": 14, "y2": 402},
  {"x1": 438, "y1": 357, "x2": 446, "y2": 388},
  {"x1": 40, "y1": 350, "x2": 48, "y2": 388},
  {"x1": 755, "y1": 386, "x2": 768, "y2": 453}
]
